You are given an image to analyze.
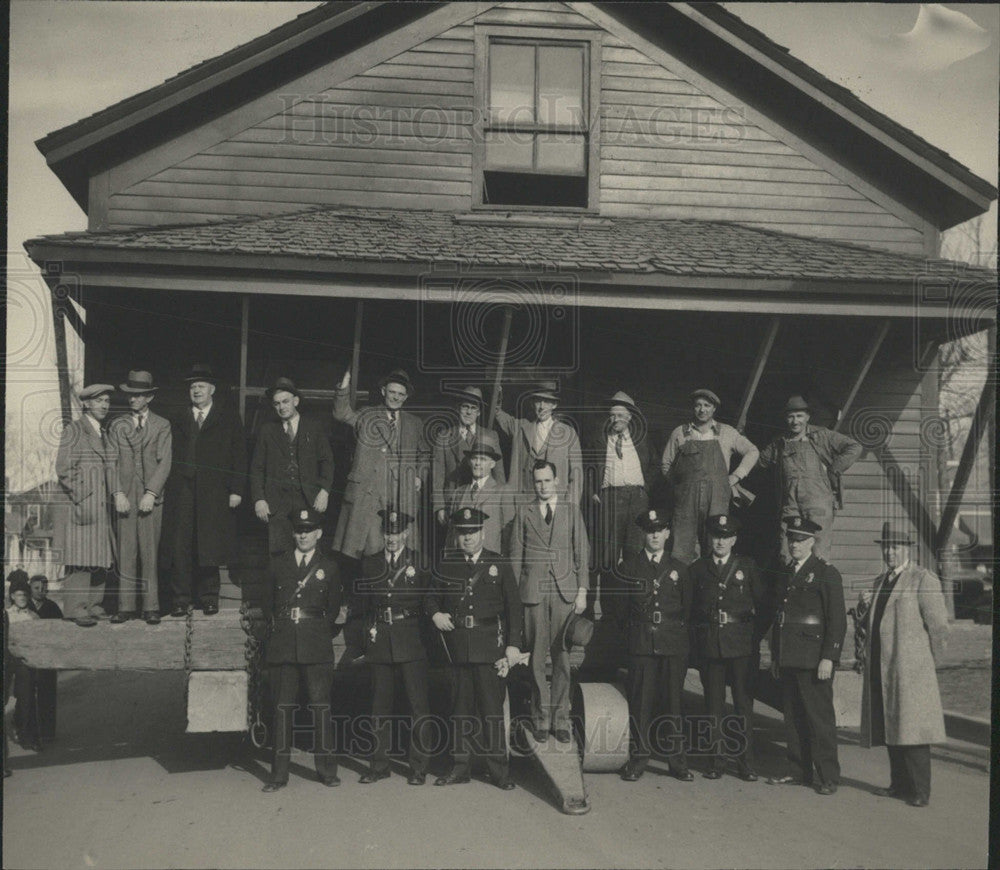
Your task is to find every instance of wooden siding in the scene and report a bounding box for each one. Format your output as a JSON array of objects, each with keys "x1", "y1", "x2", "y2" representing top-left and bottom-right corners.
[{"x1": 105, "y1": 2, "x2": 927, "y2": 254}]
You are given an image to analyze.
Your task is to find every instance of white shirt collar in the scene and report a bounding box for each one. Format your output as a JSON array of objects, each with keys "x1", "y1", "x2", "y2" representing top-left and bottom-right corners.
[
  {"x1": 715, "y1": 553, "x2": 730, "y2": 567},
  {"x1": 84, "y1": 413, "x2": 103, "y2": 435},
  {"x1": 467, "y1": 549, "x2": 483, "y2": 564},
  {"x1": 539, "y1": 495, "x2": 559, "y2": 510},
  {"x1": 890, "y1": 561, "x2": 909, "y2": 578},
  {"x1": 645, "y1": 548, "x2": 663, "y2": 563},
  {"x1": 193, "y1": 402, "x2": 212, "y2": 418},
  {"x1": 296, "y1": 548, "x2": 314, "y2": 567}
]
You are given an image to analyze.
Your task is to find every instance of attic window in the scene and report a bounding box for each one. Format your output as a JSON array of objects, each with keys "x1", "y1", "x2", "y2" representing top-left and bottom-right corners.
[{"x1": 475, "y1": 31, "x2": 600, "y2": 211}]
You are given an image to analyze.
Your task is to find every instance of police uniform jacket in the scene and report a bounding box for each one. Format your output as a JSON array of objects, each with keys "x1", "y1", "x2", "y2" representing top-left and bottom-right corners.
[
  {"x1": 356, "y1": 547, "x2": 428, "y2": 664},
  {"x1": 262, "y1": 550, "x2": 343, "y2": 665},
  {"x1": 428, "y1": 549, "x2": 523, "y2": 664},
  {"x1": 690, "y1": 554, "x2": 766, "y2": 659},
  {"x1": 619, "y1": 550, "x2": 691, "y2": 657},
  {"x1": 771, "y1": 553, "x2": 846, "y2": 670}
]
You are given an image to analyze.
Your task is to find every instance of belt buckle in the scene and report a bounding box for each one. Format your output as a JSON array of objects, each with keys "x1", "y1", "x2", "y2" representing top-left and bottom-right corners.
[
  {"x1": 383, "y1": 607, "x2": 393, "y2": 625},
  {"x1": 290, "y1": 606, "x2": 301, "y2": 624},
  {"x1": 652, "y1": 611, "x2": 662, "y2": 625},
  {"x1": 718, "y1": 611, "x2": 729, "y2": 625},
  {"x1": 777, "y1": 612, "x2": 785, "y2": 627},
  {"x1": 464, "y1": 615, "x2": 474, "y2": 629}
]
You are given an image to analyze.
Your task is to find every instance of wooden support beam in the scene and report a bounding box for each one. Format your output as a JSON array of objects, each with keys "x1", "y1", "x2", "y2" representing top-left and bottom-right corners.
[
  {"x1": 934, "y1": 374, "x2": 996, "y2": 553},
  {"x1": 487, "y1": 306, "x2": 514, "y2": 429},
  {"x1": 51, "y1": 285, "x2": 72, "y2": 424},
  {"x1": 238, "y1": 295, "x2": 249, "y2": 423},
  {"x1": 736, "y1": 317, "x2": 779, "y2": 432},
  {"x1": 350, "y1": 299, "x2": 364, "y2": 407},
  {"x1": 834, "y1": 319, "x2": 891, "y2": 432}
]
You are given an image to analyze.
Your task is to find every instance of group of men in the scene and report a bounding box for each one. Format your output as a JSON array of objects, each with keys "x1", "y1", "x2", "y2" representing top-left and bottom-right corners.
[{"x1": 52, "y1": 365, "x2": 948, "y2": 807}]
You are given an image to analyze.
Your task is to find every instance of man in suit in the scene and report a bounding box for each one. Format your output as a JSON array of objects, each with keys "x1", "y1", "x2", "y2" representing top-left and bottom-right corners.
[
  {"x1": 432, "y1": 386, "x2": 505, "y2": 529},
  {"x1": 166, "y1": 364, "x2": 246, "y2": 617},
  {"x1": 690, "y1": 514, "x2": 767, "y2": 781},
  {"x1": 355, "y1": 509, "x2": 432, "y2": 785},
  {"x1": 428, "y1": 508, "x2": 523, "y2": 790},
  {"x1": 108, "y1": 370, "x2": 171, "y2": 624},
  {"x1": 661, "y1": 389, "x2": 758, "y2": 564},
  {"x1": 757, "y1": 395, "x2": 863, "y2": 562},
  {"x1": 331, "y1": 368, "x2": 429, "y2": 562},
  {"x1": 251, "y1": 377, "x2": 334, "y2": 556},
  {"x1": 495, "y1": 381, "x2": 583, "y2": 506},
  {"x1": 445, "y1": 431, "x2": 512, "y2": 554},
  {"x1": 618, "y1": 509, "x2": 693, "y2": 782},
  {"x1": 858, "y1": 522, "x2": 948, "y2": 808},
  {"x1": 260, "y1": 507, "x2": 343, "y2": 792},
  {"x1": 509, "y1": 460, "x2": 589, "y2": 743},
  {"x1": 586, "y1": 391, "x2": 656, "y2": 621},
  {"x1": 766, "y1": 516, "x2": 846, "y2": 796},
  {"x1": 56, "y1": 383, "x2": 119, "y2": 627}
]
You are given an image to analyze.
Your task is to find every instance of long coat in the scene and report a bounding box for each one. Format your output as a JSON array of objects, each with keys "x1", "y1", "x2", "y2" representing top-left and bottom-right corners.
[
  {"x1": 331, "y1": 388, "x2": 429, "y2": 560},
  {"x1": 509, "y1": 498, "x2": 590, "y2": 605},
  {"x1": 431, "y1": 424, "x2": 505, "y2": 513},
  {"x1": 494, "y1": 409, "x2": 583, "y2": 505},
  {"x1": 163, "y1": 402, "x2": 247, "y2": 566},
  {"x1": 108, "y1": 411, "x2": 172, "y2": 504},
  {"x1": 860, "y1": 564, "x2": 948, "y2": 747},
  {"x1": 55, "y1": 416, "x2": 118, "y2": 568}
]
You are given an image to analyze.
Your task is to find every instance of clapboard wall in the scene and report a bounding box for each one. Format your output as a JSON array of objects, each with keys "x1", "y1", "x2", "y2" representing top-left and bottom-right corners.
[{"x1": 103, "y1": 1, "x2": 927, "y2": 255}]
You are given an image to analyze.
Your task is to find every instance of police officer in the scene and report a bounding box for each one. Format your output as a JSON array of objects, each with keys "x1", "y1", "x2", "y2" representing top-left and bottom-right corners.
[
  {"x1": 766, "y1": 516, "x2": 846, "y2": 795},
  {"x1": 428, "y1": 508, "x2": 523, "y2": 790},
  {"x1": 355, "y1": 508, "x2": 432, "y2": 785},
  {"x1": 260, "y1": 507, "x2": 343, "y2": 793},
  {"x1": 690, "y1": 514, "x2": 767, "y2": 781},
  {"x1": 618, "y1": 509, "x2": 693, "y2": 782}
]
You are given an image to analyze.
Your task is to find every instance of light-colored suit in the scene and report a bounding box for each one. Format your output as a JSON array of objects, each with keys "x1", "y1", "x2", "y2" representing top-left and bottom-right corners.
[
  {"x1": 510, "y1": 498, "x2": 590, "y2": 732},
  {"x1": 55, "y1": 415, "x2": 118, "y2": 618},
  {"x1": 109, "y1": 411, "x2": 172, "y2": 613},
  {"x1": 446, "y1": 477, "x2": 513, "y2": 554},
  {"x1": 494, "y1": 409, "x2": 583, "y2": 506}
]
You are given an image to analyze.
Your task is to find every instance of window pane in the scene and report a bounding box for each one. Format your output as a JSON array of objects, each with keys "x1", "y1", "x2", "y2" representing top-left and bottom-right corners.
[
  {"x1": 490, "y1": 43, "x2": 535, "y2": 125},
  {"x1": 485, "y1": 130, "x2": 535, "y2": 170},
  {"x1": 536, "y1": 134, "x2": 585, "y2": 173},
  {"x1": 538, "y1": 46, "x2": 583, "y2": 126}
]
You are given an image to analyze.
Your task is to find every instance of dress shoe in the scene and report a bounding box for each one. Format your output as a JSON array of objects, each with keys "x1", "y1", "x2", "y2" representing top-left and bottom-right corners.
[
  {"x1": 673, "y1": 769, "x2": 695, "y2": 782},
  {"x1": 815, "y1": 782, "x2": 838, "y2": 796},
  {"x1": 765, "y1": 775, "x2": 803, "y2": 786},
  {"x1": 261, "y1": 781, "x2": 287, "y2": 793},
  {"x1": 170, "y1": 605, "x2": 189, "y2": 618},
  {"x1": 144, "y1": 611, "x2": 161, "y2": 625},
  {"x1": 202, "y1": 603, "x2": 219, "y2": 616},
  {"x1": 434, "y1": 772, "x2": 471, "y2": 786},
  {"x1": 89, "y1": 606, "x2": 108, "y2": 619},
  {"x1": 873, "y1": 785, "x2": 905, "y2": 798},
  {"x1": 492, "y1": 777, "x2": 516, "y2": 791},
  {"x1": 620, "y1": 763, "x2": 644, "y2": 782},
  {"x1": 553, "y1": 729, "x2": 572, "y2": 744},
  {"x1": 407, "y1": 771, "x2": 426, "y2": 786},
  {"x1": 359, "y1": 769, "x2": 391, "y2": 784},
  {"x1": 703, "y1": 769, "x2": 723, "y2": 780},
  {"x1": 110, "y1": 611, "x2": 136, "y2": 624},
  {"x1": 75, "y1": 615, "x2": 98, "y2": 627},
  {"x1": 531, "y1": 727, "x2": 548, "y2": 743},
  {"x1": 907, "y1": 794, "x2": 929, "y2": 808},
  {"x1": 320, "y1": 775, "x2": 341, "y2": 787},
  {"x1": 737, "y1": 766, "x2": 759, "y2": 783}
]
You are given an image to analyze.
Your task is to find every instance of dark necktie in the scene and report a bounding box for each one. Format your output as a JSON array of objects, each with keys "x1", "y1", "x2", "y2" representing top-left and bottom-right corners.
[
  {"x1": 135, "y1": 415, "x2": 143, "y2": 432},
  {"x1": 285, "y1": 421, "x2": 294, "y2": 442},
  {"x1": 471, "y1": 480, "x2": 480, "y2": 494},
  {"x1": 614, "y1": 432, "x2": 624, "y2": 460},
  {"x1": 544, "y1": 503, "x2": 553, "y2": 525},
  {"x1": 195, "y1": 409, "x2": 204, "y2": 429}
]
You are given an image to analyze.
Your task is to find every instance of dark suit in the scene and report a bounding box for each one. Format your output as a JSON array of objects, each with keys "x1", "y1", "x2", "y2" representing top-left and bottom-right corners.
[
  {"x1": 509, "y1": 498, "x2": 589, "y2": 733},
  {"x1": 356, "y1": 548, "x2": 432, "y2": 775},
  {"x1": 771, "y1": 553, "x2": 846, "y2": 786},
  {"x1": 261, "y1": 549, "x2": 343, "y2": 784},
  {"x1": 251, "y1": 415, "x2": 334, "y2": 554},
  {"x1": 690, "y1": 553, "x2": 766, "y2": 771},
  {"x1": 618, "y1": 549, "x2": 692, "y2": 772},
  {"x1": 428, "y1": 549, "x2": 523, "y2": 781},
  {"x1": 166, "y1": 402, "x2": 247, "y2": 609}
]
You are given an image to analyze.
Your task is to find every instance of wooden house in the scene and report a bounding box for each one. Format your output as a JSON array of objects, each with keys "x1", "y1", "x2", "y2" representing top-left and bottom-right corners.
[{"x1": 24, "y1": 1, "x2": 997, "y2": 598}]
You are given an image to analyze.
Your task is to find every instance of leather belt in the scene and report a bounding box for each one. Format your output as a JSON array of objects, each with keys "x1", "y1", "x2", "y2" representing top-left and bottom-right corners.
[
  {"x1": 455, "y1": 615, "x2": 498, "y2": 629},
  {"x1": 645, "y1": 611, "x2": 684, "y2": 626},
  {"x1": 777, "y1": 613, "x2": 821, "y2": 627},
  {"x1": 711, "y1": 611, "x2": 753, "y2": 625},
  {"x1": 378, "y1": 607, "x2": 417, "y2": 625},
  {"x1": 278, "y1": 606, "x2": 326, "y2": 624}
]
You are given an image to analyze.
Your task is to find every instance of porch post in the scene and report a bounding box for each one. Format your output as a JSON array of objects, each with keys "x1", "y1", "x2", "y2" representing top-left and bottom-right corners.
[{"x1": 735, "y1": 316, "x2": 779, "y2": 432}]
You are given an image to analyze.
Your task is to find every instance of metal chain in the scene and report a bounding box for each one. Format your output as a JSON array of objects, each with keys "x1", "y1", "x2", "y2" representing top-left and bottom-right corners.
[{"x1": 239, "y1": 603, "x2": 268, "y2": 748}]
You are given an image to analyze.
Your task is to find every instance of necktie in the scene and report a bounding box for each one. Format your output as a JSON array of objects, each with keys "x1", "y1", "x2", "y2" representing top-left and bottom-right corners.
[
  {"x1": 649, "y1": 553, "x2": 659, "y2": 565},
  {"x1": 297, "y1": 554, "x2": 305, "y2": 568},
  {"x1": 471, "y1": 480, "x2": 479, "y2": 493},
  {"x1": 614, "y1": 432, "x2": 624, "y2": 460},
  {"x1": 195, "y1": 409, "x2": 204, "y2": 429},
  {"x1": 135, "y1": 415, "x2": 143, "y2": 432},
  {"x1": 544, "y1": 503, "x2": 553, "y2": 525},
  {"x1": 285, "y1": 420, "x2": 293, "y2": 442}
]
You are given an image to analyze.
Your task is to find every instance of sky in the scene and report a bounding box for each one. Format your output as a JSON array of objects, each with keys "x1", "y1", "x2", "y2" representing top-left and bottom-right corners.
[{"x1": 5, "y1": 2, "x2": 999, "y2": 492}]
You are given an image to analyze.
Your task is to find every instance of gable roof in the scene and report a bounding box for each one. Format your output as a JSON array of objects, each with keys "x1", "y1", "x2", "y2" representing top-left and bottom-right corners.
[
  {"x1": 24, "y1": 205, "x2": 996, "y2": 287},
  {"x1": 36, "y1": 1, "x2": 996, "y2": 228}
]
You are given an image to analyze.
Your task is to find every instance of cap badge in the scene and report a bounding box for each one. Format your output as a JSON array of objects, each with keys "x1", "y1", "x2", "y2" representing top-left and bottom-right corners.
[
  {"x1": 300, "y1": 510, "x2": 308, "y2": 520},
  {"x1": 793, "y1": 517, "x2": 802, "y2": 528},
  {"x1": 719, "y1": 516, "x2": 727, "y2": 526},
  {"x1": 389, "y1": 511, "x2": 397, "y2": 523},
  {"x1": 463, "y1": 509, "x2": 471, "y2": 520},
  {"x1": 648, "y1": 510, "x2": 657, "y2": 521}
]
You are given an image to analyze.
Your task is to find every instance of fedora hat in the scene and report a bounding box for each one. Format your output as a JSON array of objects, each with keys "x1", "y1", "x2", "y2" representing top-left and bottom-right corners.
[
  {"x1": 874, "y1": 521, "x2": 913, "y2": 546},
  {"x1": 379, "y1": 369, "x2": 413, "y2": 393},
  {"x1": 464, "y1": 430, "x2": 502, "y2": 461},
  {"x1": 609, "y1": 390, "x2": 639, "y2": 415},
  {"x1": 184, "y1": 364, "x2": 217, "y2": 384},
  {"x1": 783, "y1": 395, "x2": 811, "y2": 414},
  {"x1": 119, "y1": 370, "x2": 159, "y2": 393},
  {"x1": 691, "y1": 388, "x2": 721, "y2": 408},
  {"x1": 266, "y1": 376, "x2": 300, "y2": 398},
  {"x1": 561, "y1": 610, "x2": 594, "y2": 651},
  {"x1": 452, "y1": 385, "x2": 484, "y2": 405},
  {"x1": 527, "y1": 381, "x2": 560, "y2": 402}
]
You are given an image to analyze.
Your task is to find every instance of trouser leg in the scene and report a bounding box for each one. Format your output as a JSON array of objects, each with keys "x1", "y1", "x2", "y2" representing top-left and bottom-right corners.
[
  {"x1": 728, "y1": 655, "x2": 755, "y2": 766},
  {"x1": 61, "y1": 567, "x2": 94, "y2": 619},
  {"x1": 523, "y1": 603, "x2": 549, "y2": 732},
  {"x1": 13, "y1": 662, "x2": 39, "y2": 745},
  {"x1": 303, "y1": 663, "x2": 336, "y2": 779},
  {"x1": 36, "y1": 670, "x2": 57, "y2": 742},
  {"x1": 196, "y1": 565, "x2": 221, "y2": 609},
  {"x1": 896, "y1": 744, "x2": 931, "y2": 799},
  {"x1": 117, "y1": 510, "x2": 139, "y2": 613},
  {"x1": 87, "y1": 567, "x2": 108, "y2": 615},
  {"x1": 798, "y1": 669, "x2": 839, "y2": 785},
  {"x1": 701, "y1": 658, "x2": 727, "y2": 772},
  {"x1": 780, "y1": 668, "x2": 812, "y2": 781},
  {"x1": 548, "y1": 596, "x2": 574, "y2": 731},
  {"x1": 886, "y1": 745, "x2": 908, "y2": 792},
  {"x1": 369, "y1": 663, "x2": 395, "y2": 774},
  {"x1": 138, "y1": 507, "x2": 162, "y2": 612},
  {"x1": 627, "y1": 656, "x2": 656, "y2": 767},
  {"x1": 171, "y1": 479, "x2": 196, "y2": 607},
  {"x1": 671, "y1": 488, "x2": 699, "y2": 565},
  {"x1": 450, "y1": 665, "x2": 475, "y2": 779},
  {"x1": 473, "y1": 664, "x2": 508, "y2": 782},
  {"x1": 657, "y1": 655, "x2": 688, "y2": 771},
  {"x1": 270, "y1": 664, "x2": 299, "y2": 784},
  {"x1": 400, "y1": 659, "x2": 431, "y2": 775}
]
